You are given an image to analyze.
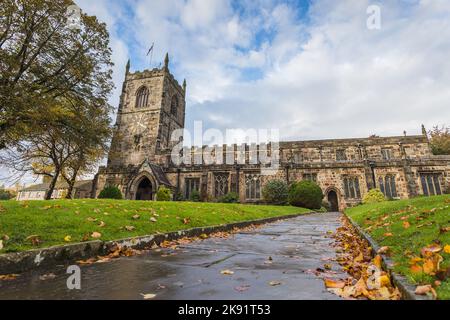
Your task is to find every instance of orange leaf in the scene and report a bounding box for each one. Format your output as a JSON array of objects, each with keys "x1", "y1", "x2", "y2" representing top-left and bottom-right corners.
[
  {"x1": 444, "y1": 245, "x2": 450, "y2": 254},
  {"x1": 373, "y1": 255, "x2": 383, "y2": 269},
  {"x1": 410, "y1": 264, "x2": 423, "y2": 274},
  {"x1": 324, "y1": 278, "x2": 346, "y2": 289},
  {"x1": 403, "y1": 221, "x2": 410, "y2": 229},
  {"x1": 384, "y1": 232, "x2": 393, "y2": 237},
  {"x1": 423, "y1": 259, "x2": 435, "y2": 275}
]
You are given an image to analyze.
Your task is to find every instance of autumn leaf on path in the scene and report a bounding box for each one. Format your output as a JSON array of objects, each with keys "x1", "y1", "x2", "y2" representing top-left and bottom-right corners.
[
  {"x1": 0, "y1": 274, "x2": 19, "y2": 281},
  {"x1": 221, "y1": 269, "x2": 234, "y2": 275},
  {"x1": 324, "y1": 278, "x2": 346, "y2": 289},
  {"x1": 39, "y1": 273, "x2": 56, "y2": 281},
  {"x1": 269, "y1": 281, "x2": 282, "y2": 286},
  {"x1": 141, "y1": 293, "x2": 157, "y2": 300},
  {"x1": 234, "y1": 285, "x2": 250, "y2": 292}
]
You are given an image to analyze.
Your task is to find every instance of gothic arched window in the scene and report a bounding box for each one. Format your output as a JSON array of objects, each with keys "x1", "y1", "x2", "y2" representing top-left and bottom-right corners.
[
  {"x1": 171, "y1": 95, "x2": 178, "y2": 116},
  {"x1": 135, "y1": 86, "x2": 149, "y2": 108}
]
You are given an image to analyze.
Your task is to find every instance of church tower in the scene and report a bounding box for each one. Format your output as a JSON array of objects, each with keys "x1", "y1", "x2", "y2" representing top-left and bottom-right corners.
[{"x1": 107, "y1": 54, "x2": 186, "y2": 168}]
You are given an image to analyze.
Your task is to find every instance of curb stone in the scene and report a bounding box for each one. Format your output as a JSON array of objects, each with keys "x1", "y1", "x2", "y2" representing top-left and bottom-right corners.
[
  {"x1": 344, "y1": 214, "x2": 432, "y2": 301},
  {"x1": 0, "y1": 211, "x2": 312, "y2": 275}
]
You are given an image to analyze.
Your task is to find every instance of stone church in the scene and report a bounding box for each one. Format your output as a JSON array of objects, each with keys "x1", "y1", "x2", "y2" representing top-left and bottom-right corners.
[{"x1": 92, "y1": 54, "x2": 450, "y2": 210}]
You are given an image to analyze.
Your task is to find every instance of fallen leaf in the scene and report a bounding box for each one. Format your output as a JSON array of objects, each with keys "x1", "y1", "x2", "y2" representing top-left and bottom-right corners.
[
  {"x1": 124, "y1": 226, "x2": 135, "y2": 231},
  {"x1": 377, "y1": 246, "x2": 390, "y2": 254},
  {"x1": 0, "y1": 274, "x2": 19, "y2": 281},
  {"x1": 132, "y1": 214, "x2": 140, "y2": 220},
  {"x1": 26, "y1": 235, "x2": 41, "y2": 246},
  {"x1": 324, "y1": 278, "x2": 346, "y2": 289},
  {"x1": 91, "y1": 232, "x2": 102, "y2": 239},
  {"x1": 98, "y1": 221, "x2": 106, "y2": 227},
  {"x1": 423, "y1": 259, "x2": 436, "y2": 275},
  {"x1": 183, "y1": 217, "x2": 191, "y2": 225},
  {"x1": 410, "y1": 264, "x2": 423, "y2": 274},
  {"x1": 87, "y1": 217, "x2": 97, "y2": 222},
  {"x1": 444, "y1": 244, "x2": 450, "y2": 254},
  {"x1": 39, "y1": 273, "x2": 56, "y2": 281},
  {"x1": 421, "y1": 244, "x2": 442, "y2": 257},
  {"x1": 199, "y1": 233, "x2": 208, "y2": 239},
  {"x1": 373, "y1": 255, "x2": 383, "y2": 269},
  {"x1": 234, "y1": 285, "x2": 250, "y2": 292},
  {"x1": 64, "y1": 235, "x2": 72, "y2": 242},
  {"x1": 383, "y1": 232, "x2": 393, "y2": 237},
  {"x1": 403, "y1": 221, "x2": 411, "y2": 229},
  {"x1": 220, "y1": 269, "x2": 234, "y2": 275},
  {"x1": 1, "y1": 235, "x2": 9, "y2": 241},
  {"x1": 415, "y1": 285, "x2": 432, "y2": 295},
  {"x1": 140, "y1": 293, "x2": 156, "y2": 300},
  {"x1": 150, "y1": 217, "x2": 157, "y2": 222},
  {"x1": 0, "y1": 240, "x2": 3, "y2": 250},
  {"x1": 269, "y1": 281, "x2": 282, "y2": 286},
  {"x1": 324, "y1": 264, "x2": 332, "y2": 270}
]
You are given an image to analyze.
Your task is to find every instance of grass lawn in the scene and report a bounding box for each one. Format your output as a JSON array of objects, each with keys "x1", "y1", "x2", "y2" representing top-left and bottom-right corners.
[
  {"x1": 0, "y1": 199, "x2": 309, "y2": 254},
  {"x1": 346, "y1": 195, "x2": 450, "y2": 299}
]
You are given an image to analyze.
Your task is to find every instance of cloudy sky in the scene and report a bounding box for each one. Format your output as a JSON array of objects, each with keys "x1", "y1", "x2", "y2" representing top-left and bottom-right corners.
[
  {"x1": 2, "y1": 0, "x2": 450, "y2": 186},
  {"x1": 75, "y1": 0, "x2": 450, "y2": 141}
]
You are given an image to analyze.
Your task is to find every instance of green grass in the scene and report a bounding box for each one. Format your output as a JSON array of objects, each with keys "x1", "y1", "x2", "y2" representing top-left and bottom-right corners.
[
  {"x1": 346, "y1": 195, "x2": 450, "y2": 299},
  {"x1": 0, "y1": 199, "x2": 309, "y2": 254}
]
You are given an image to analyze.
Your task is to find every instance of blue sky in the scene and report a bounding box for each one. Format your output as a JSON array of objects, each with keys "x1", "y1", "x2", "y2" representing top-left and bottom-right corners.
[
  {"x1": 72, "y1": 0, "x2": 449, "y2": 142},
  {"x1": 1, "y1": 0, "x2": 450, "y2": 186}
]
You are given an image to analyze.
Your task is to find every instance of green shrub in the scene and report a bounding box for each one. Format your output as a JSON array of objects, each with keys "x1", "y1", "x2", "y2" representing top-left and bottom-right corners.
[
  {"x1": 362, "y1": 188, "x2": 386, "y2": 204},
  {"x1": 288, "y1": 180, "x2": 323, "y2": 209},
  {"x1": 189, "y1": 190, "x2": 201, "y2": 202},
  {"x1": 262, "y1": 180, "x2": 289, "y2": 205},
  {"x1": 156, "y1": 186, "x2": 172, "y2": 201},
  {"x1": 218, "y1": 192, "x2": 239, "y2": 203},
  {"x1": 98, "y1": 186, "x2": 123, "y2": 199}
]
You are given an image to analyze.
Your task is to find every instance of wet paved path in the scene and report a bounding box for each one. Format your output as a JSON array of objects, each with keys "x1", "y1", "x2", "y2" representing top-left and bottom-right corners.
[{"x1": 0, "y1": 212, "x2": 347, "y2": 300}]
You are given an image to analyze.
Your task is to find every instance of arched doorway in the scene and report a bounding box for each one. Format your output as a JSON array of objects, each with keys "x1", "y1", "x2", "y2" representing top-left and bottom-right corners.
[
  {"x1": 136, "y1": 177, "x2": 153, "y2": 200},
  {"x1": 327, "y1": 190, "x2": 339, "y2": 212}
]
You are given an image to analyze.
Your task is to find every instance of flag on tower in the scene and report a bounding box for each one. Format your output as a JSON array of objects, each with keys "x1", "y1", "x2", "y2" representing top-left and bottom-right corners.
[{"x1": 147, "y1": 43, "x2": 154, "y2": 56}]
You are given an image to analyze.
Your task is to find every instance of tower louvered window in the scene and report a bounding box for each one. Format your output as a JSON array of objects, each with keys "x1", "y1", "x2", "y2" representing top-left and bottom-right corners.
[
  {"x1": 171, "y1": 95, "x2": 178, "y2": 115},
  {"x1": 136, "y1": 86, "x2": 149, "y2": 108}
]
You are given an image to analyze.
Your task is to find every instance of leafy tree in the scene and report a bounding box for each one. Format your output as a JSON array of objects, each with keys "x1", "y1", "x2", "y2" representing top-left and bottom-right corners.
[
  {"x1": 156, "y1": 186, "x2": 172, "y2": 201},
  {"x1": 429, "y1": 125, "x2": 450, "y2": 155},
  {"x1": 0, "y1": 0, "x2": 113, "y2": 199},
  {"x1": 98, "y1": 186, "x2": 123, "y2": 199},
  {"x1": 288, "y1": 180, "x2": 323, "y2": 209},
  {"x1": 0, "y1": 0, "x2": 113, "y2": 147},
  {"x1": 262, "y1": 180, "x2": 289, "y2": 205}
]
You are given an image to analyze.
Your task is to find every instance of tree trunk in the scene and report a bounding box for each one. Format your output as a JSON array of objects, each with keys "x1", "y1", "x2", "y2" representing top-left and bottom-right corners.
[
  {"x1": 65, "y1": 173, "x2": 78, "y2": 199},
  {"x1": 45, "y1": 171, "x2": 59, "y2": 200}
]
